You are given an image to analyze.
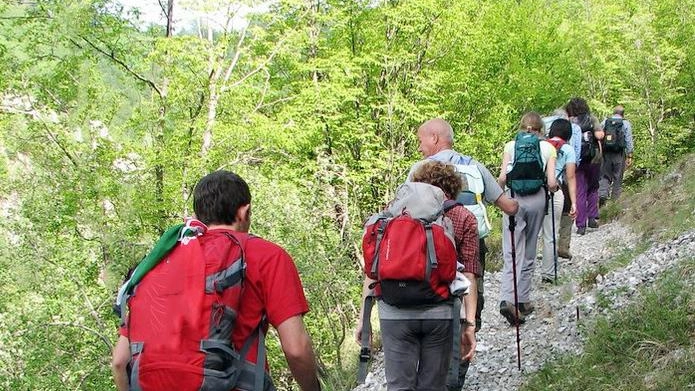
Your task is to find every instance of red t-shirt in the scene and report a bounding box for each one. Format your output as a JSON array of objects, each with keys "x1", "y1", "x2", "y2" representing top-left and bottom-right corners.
[
  {"x1": 217, "y1": 229, "x2": 310, "y2": 363},
  {"x1": 120, "y1": 228, "x2": 310, "y2": 366}
]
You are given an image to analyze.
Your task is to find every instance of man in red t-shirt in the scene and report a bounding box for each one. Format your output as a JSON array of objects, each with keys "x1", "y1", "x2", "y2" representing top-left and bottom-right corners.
[{"x1": 112, "y1": 171, "x2": 321, "y2": 391}]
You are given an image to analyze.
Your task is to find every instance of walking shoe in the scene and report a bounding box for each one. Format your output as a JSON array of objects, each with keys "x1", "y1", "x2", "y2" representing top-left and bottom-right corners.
[
  {"x1": 599, "y1": 197, "x2": 607, "y2": 208},
  {"x1": 542, "y1": 277, "x2": 555, "y2": 285},
  {"x1": 557, "y1": 250, "x2": 573, "y2": 260},
  {"x1": 577, "y1": 226, "x2": 586, "y2": 235},
  {"x1": 500, "y1": 301, "x2": 525, "y2": 326},
  {"x1": 518, "y1": 302, "x2": 535, "y2": 316},
  {"x1": 588, "y1": 218, "x2": 598, "y2": 229}
]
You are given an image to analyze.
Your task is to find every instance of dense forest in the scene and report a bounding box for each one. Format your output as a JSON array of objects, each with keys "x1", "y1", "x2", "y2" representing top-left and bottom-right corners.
[{"x1": 0, "y1": 0, "x2": 693, "y2": 390}]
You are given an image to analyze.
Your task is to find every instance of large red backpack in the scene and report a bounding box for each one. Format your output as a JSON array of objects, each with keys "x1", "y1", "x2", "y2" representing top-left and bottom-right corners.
[
  {"x1": 124, "y1": 226, "x2": 273, "y2": 391},
  {"x1": 362, "y1": 182, "x2": 457, "y2": 307}
]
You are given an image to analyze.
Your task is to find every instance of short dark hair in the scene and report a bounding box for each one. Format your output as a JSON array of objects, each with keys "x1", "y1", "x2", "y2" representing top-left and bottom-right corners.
[
  {"x1": 549, "y1": 118, "x2": 572, "y2": 142},
  {"x1": 193, "y1": 170, "x2": 251, "y2": 226},
  {"x1": 411, "y1": 161, "x2": 463, "y2": 199},
  {"x1": 565, "y1": 97, "x2": 590, "y2": 117}
]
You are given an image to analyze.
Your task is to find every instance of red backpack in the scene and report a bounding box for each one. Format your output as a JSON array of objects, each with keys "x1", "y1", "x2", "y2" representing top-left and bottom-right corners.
[
  {"x1": 546, "y1": 136, "x2": 566, "y2": 152},
  {"x1": 125, "y1": 227, "x2": 273, "y2": 391},
  {"x1": 362, "y1": 182, "x2": 457, "y2": 307}
]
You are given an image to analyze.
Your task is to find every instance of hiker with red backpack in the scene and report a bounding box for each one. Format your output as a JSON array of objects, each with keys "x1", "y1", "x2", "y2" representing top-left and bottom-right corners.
[
  {"x1": 539, "y1": 119, "x2": 577, "y2": 284},
  {"x1": 497, "y1": 112, "x2": 557, "y2": 326},
  {"x1": 565, "y1": 97, "x2": 604, "y2": 235},
  {"x1": 111, "y1": 171, "x2": 321, "y2": 391},
  {"x1": 411, "y1": 161, "x2": 481, "y2": 375},
  {"x1": 408, "y1": 119, "x2": 518, "y2": 329},
  {"x1": 355, "y1": 161, "x2": 478, "y2": 391},
  {"x1": 405, "y1": 118, "x2": 518, "y2": 391},
  {"x1": 599, "y1": 105, "x2": 634, "y2": 205}
]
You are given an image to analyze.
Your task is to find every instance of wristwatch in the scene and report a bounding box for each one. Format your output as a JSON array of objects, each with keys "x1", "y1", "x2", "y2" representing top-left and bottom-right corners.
[{"x1": 460, "y1": 319, "x2": 475, "y2": 328}]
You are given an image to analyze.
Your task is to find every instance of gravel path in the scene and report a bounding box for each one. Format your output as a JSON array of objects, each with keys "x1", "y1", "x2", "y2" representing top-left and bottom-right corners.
[{"x1": 353, "y1": 222, "x2": 695, "y2": 391}]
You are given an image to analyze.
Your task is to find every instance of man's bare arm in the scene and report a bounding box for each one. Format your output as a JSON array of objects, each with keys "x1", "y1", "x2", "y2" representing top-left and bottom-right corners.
[
  {"x1": 111, "y1": 335, "x2": 130, "y2": 391},
  {"x1": 276, "y1": 316, "x2": 321, "y2": 391}
]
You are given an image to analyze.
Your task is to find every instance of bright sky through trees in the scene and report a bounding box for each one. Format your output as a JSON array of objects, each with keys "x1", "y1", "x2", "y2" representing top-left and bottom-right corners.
[{"x1": 116, "y1": 0, "x2": 271, "y2": 31}]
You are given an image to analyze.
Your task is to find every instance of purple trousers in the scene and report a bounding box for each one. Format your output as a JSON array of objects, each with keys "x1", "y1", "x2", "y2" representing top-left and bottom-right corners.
[{"x1": 576, "y1": 162, "x2": 601, "y2": 228}]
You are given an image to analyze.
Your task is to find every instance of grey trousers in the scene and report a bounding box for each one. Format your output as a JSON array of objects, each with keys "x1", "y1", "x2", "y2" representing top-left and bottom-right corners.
[
  {"x1": 540, "y1": 190, "x2": 564, "y2": 280},
  {"x1": 599, "y1": 151, "x2": 626, "y2": 200},
  {"x1": 380, "y1": 318, "x2": 453, "y2": 391},
  {"x1": 500, "y1": 189, "x2": 547, "y2": 303}
]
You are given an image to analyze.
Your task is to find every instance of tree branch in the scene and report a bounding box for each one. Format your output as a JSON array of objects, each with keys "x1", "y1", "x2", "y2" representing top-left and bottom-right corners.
[
  {"x1": 221, "y1": 21, "x2": 249, "y2": 85},
  {"x1": 75, "y1": 35, "x2": 163, "y2": 98},
  {"x1": 45, "y1": 322, "x2": 113, "y2": 352},
  {"x1": 41, "y1": 123, "x2": 79, "y2": 167},
  {"x1": 223, "y1": 39, "x2": 285, "y2": 91},
  {"x1": 28, "y1": 240, "x2": 109, "y2": 340}
]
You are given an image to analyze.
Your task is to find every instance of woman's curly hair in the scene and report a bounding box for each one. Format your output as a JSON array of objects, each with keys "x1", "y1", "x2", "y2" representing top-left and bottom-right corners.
[
  {"x1": 411, "y1": 160, "x2": 463, "y2": 199},
  {"x1": 565, "y1": 97, "x2": 591, "y2": 117}
]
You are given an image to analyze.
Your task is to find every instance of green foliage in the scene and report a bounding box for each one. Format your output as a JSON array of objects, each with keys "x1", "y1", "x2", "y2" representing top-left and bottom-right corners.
[{"x1": 1, "y1": 0, "x2": 695, "y2": 389}]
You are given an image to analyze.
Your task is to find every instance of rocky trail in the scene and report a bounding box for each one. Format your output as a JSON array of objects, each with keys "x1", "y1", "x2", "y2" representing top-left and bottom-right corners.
[{"x1": 353, "y1": 222, "x2": 695, "y2": 390}]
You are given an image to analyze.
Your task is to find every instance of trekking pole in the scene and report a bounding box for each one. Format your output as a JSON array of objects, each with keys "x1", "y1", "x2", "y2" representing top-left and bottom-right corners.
[
  {"x1": 550, "y1": 191, "x2": 558, "y2": 284},
  {"x1": 508, "y1": 212, "x2": 522, "y2": 371}
]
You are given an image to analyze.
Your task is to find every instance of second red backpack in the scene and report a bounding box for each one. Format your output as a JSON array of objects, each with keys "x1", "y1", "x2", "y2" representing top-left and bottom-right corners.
[{"x1": 362, "y1": 182, "x2": 457, "y2": 307}]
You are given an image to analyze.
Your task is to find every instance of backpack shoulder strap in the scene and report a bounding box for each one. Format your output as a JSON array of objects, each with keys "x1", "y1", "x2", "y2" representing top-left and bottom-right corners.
[
  {"x1": 442, "y1": 199, "x2": 462, "y2": 213},
  {"x1": 458, "y1": 155, "x2": 473, "y2": 165},
  {"x1": 357, "y1": 295, "x2": 376, "y2": 384}
]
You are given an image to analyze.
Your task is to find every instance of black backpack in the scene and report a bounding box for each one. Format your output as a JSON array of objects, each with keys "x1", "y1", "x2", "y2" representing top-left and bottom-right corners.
[
  {"x1": 577, "y1": 114, "x2": 598, "y2": 162},
  {"x1": 603, "y1": 117, "x2": 625, "y2": 152}
]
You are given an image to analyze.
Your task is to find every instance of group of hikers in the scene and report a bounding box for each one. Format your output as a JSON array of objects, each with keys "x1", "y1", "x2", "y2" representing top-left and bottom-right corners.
[
  {"x1": 354, "y1": 97, "x2": 634, "y2": 391},
  {"x1": 110, "y1": 97, "x2": 634, "y2": 391}
]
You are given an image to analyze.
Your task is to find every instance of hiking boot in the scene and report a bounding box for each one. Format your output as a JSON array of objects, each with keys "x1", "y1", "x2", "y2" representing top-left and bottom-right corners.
[
  {"x1": 499, "y1": 301, "x2": 525, "y2": 326},
  {"x1": 588, "y1": 218, "x2": 599, "y2": 229},
  {"x1": 577, "y1": 226, "x2": 586, "y2": 235},
  {"x1": 542, "y1": 277, "x2": 555, "y2": 285},
  {"x1": 557, "y1": 250, "x2": 573, "y2": 260},
  {"x1": 518, "y1": 302, "x2": 535, "y2": 316}
]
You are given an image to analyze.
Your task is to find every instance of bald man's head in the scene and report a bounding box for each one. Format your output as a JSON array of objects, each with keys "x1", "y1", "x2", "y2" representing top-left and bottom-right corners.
[{"x1": 417, "y1": 118, "x2": 454, "y2": 157}]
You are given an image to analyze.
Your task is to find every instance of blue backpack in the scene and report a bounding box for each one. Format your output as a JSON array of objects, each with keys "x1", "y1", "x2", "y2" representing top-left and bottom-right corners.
[{"x1": 507, "y1": 131, "x2": 546, "y2": 196}]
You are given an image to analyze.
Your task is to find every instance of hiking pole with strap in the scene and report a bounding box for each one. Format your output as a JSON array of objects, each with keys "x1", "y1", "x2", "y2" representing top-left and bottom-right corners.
[
  {"x1": 550, "y1": 191, "x2": 558, "y2": 284},
  {"x1": 357, "y1": 295, "x2": 375, "y2": 384},
  {"x1": 508, "y1": 209, "x2": 522, "y2": 371},
  {"x1": 446, "y1": 297, "x2": 462, "y2": 389}
]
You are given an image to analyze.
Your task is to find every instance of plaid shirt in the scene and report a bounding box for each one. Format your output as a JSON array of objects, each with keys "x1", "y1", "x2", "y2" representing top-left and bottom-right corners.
[{"x1": 445, "y1": 205, "x2": 481, "y2": 277}]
